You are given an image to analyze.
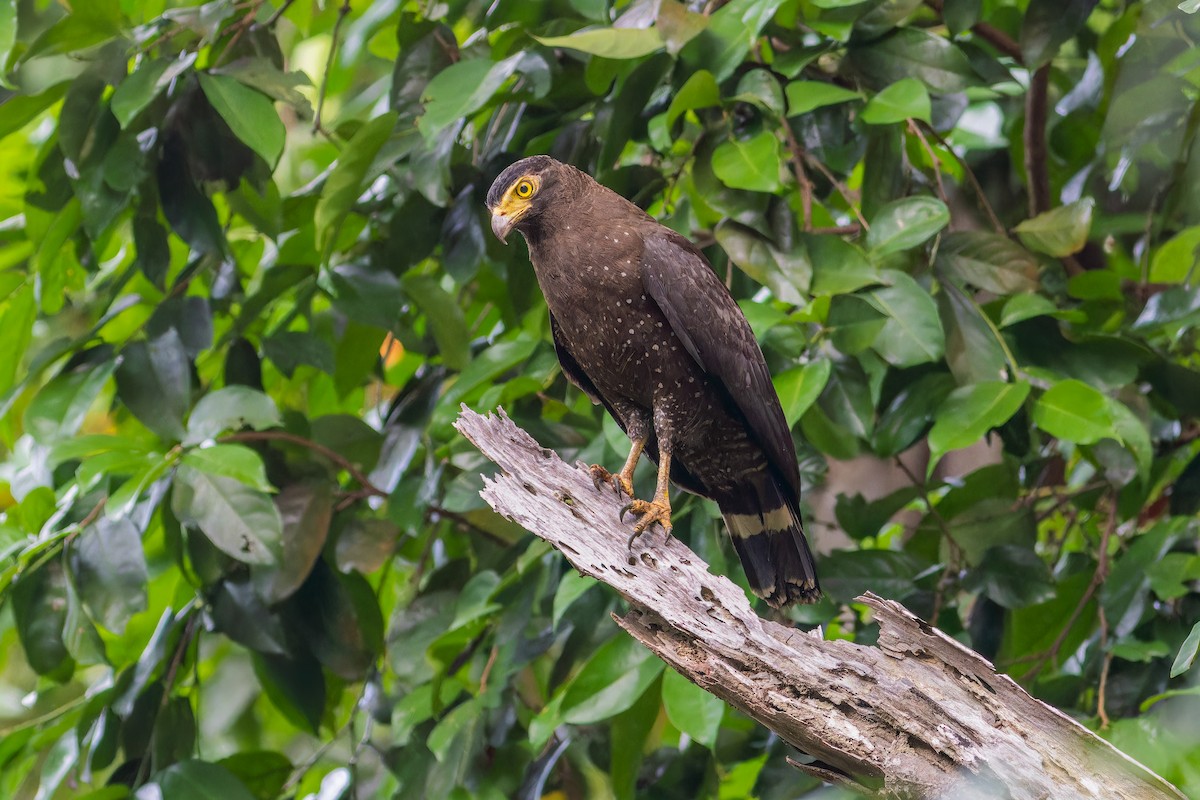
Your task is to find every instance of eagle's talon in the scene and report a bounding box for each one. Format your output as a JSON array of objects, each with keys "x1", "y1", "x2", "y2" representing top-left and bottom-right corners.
[
  {"x1": 622, "y1": 498, "x2": 673, "y2": 550},
  {"x1": 589, "y1": 464, "x2": 616, "y2": 494}
]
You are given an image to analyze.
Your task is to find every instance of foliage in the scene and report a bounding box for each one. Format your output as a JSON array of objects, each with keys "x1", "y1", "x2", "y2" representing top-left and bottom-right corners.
[{"x1": 1, "y1": 0, "x2": 1200, "y2": 797}]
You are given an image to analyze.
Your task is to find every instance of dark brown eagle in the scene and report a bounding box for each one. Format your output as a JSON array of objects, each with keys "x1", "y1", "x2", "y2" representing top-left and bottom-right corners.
[{"x1": 486, "y1": 156, "x2": 819, "y2": 607}]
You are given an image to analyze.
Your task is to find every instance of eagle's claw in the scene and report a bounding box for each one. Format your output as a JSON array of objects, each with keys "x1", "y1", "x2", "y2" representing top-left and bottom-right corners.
[
  {"x1": 589, "y1": 464, "x2": 634, "y2": 498},
  {"x1": 622, "y1": 498, "x2": 673, "y2": 549}
]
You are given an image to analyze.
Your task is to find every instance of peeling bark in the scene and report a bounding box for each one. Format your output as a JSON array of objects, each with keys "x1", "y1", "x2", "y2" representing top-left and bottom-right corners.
[{"x1": 455, "y1": 408, "x2": 1184, "y2": 800}]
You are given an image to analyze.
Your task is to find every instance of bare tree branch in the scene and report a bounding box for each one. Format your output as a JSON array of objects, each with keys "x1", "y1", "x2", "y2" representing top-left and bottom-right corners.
[{"x1": 455, "y1": 407, "x2": 1185, "y2": 800}]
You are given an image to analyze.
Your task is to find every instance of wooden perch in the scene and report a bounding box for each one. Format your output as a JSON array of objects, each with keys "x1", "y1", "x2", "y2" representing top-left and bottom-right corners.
[{"x1": 455, "y1": 408, "x2": 1185, "y2": 800}]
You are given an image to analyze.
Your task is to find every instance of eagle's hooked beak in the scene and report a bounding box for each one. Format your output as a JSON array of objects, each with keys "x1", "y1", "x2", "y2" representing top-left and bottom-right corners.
[{"x1": 490, "y1": 211, "x2": 514, "y2": 244}]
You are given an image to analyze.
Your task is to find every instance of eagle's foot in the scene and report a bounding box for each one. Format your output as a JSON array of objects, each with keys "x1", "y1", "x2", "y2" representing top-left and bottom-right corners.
[
  {"x1": 621, "y1": 498, "x2": 673, "y2": 549},
  {"x1": 589, "y1": 464, "x2": 634, "y2": 498}
]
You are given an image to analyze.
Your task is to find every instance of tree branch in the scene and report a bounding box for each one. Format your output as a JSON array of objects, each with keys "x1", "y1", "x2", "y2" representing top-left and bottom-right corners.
[
  {"x1": 455, "y1": 407, "x2": 1185, "y2": 800},
  {"x1": 923, "y1": 0, "x2": 1024, "y2": 63},
  {"x1": 1024, "y1": 64, "x2": 1052, "y2": 217}
]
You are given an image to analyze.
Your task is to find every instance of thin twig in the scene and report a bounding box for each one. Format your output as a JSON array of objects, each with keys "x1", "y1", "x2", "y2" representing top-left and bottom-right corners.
[
  {"x1": 802, "y1": 151, "x2": 869, "y2": 229},
  {"x1": 919, "y1": 124, "x2": 1005, "y2": 232},
  {"x1": 907, "y1": 119, "x2": 949, "y2": 208},
  {"x1": 782, "y1": 123, "x2": 814, "y2": 231},
  {"x1": 264, "y1": 0, "x2": 297, "y2": 28},
  {"x1": 313, "y1": 0, "x2": 352, "y2": 133},
  {"x1": 895, "y1": 457, "x2": 961, "y2": 622},
  {"x1": 1022, "y1": 500, "x2": 1116, "y2": 681},
  {"x1": 220, "y1": 430, "x2": 387, "y2": 496},
  {"x1": 1097, "y1": 605, "x2": 1112, "y2": 729}
]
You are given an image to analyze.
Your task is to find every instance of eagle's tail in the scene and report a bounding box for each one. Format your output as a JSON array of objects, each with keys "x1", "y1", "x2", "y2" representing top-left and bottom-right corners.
[{"x1": 719, "y1": 474, "x2": 820, "y2": 608}]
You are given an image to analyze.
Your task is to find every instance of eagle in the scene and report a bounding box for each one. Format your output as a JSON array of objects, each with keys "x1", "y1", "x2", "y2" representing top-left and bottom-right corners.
[{"x1": 486, "y1": 156, "x2": 819, "y2": 607}]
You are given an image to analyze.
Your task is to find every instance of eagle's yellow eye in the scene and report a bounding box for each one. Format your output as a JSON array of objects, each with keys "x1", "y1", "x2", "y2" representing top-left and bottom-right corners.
[{"x1": 514, "y1": 179, "x2": 535, "y2": 199}]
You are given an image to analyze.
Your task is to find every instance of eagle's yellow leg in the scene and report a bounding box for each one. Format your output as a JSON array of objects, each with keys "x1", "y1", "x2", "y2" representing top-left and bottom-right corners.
[
  {"x1": 623, "y1": 447, "x2": 673, "y2": 548},
  {"x1": 589, "y1": 437, "x2": 644, "y2": 498}
]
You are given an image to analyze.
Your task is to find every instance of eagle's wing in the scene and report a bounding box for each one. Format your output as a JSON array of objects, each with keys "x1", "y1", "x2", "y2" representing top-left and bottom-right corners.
[
  {"x1": 640, "y1": 231, "x2": 802, "y2": 497},
  {"x1": 549, "y1": 311, "x2": 605, "y2": 408}
]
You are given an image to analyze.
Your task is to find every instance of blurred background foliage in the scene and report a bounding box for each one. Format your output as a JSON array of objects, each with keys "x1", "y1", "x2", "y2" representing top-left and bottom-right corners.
[{"x1": 1, "y1": 0, "x2": 1200, "y2": 797}]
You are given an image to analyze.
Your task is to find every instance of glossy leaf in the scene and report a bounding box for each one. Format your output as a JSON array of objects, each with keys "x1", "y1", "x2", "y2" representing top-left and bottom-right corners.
[
  {"x1": 533, "y1": 28, "x2": 663, "y2": 59},
  {"x1": 561, "y1": 634, "x2": 664, "y2": 725},
  {"x1": 1030, "y1": 379, "x2": 1113, "y2": 444},
  {"x1": 774, "y1": 359, "x2": 832, "y2": 428},
  {"x1": 866, "y1": 197, "x2": 949, "y2": 257},
  {"x1": 181, "y1": 444, "x2": 273, "y2": 492},
  {"x1": 115, "y1": 331, "x2": 192, "y2": 442},
  {"x1": 1014, "y1": 198, "x2": 1094, "y2": 257},
  {"x1": 186, "y1": 386, "x2": 281, "y2": 444},
  {"x1": 69, "y1": 517, "x2": 148, "y2": 634},
  {"x1": 785, "y1": 80, "x2": 860, "y2": 116},
  {"x1": 313, "y1": 112, "x2": 398, "y2": 256},
  {"x1": 172, "y1": 464, "x2": 283, "y2": 565},
  {"x1": 928, "y1": 381, "x2": 1030, "y2": 463},
  {"x1": 861, "y1": 78, "x2": 931, "y2": 124},
  {"x1": 662, "y1": 669, "x2": 724, "y2": 749},
  {"x1": 197, "y1": 73, "x2": 286, "y2": 168},
  {"x1": 935, "y1": 232, "x2": 1040, "y2": 294},
  {"x1": 863, "y1": 271, "x2": 945, "y2": 367},
  {"x1": 711, "y1": 132, "x2": 784, "y2": 192}
]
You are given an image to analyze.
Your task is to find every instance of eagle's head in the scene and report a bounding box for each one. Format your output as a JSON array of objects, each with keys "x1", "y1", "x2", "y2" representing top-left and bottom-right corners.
[{"x1": 485, "y1": 155, "x2": 579, "y2": 244}]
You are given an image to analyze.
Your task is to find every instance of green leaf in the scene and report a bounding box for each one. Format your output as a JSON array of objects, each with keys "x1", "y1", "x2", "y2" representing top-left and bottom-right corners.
[
  {"x1": 711, "y1": 132, "x2": 783, "y2": 192},
  {"x1": 69, "y1": 517, "x2": 148, "y2": 634},
  {"x1": 401, "y1": 273, "x2": 471, "y2": 371},
  {"x1": 254, "y1": 481, "x2": 333, "y2": 602},
  {"x1": 533, "y1": 28, "x2": 664, "y2": 59},
  {"x1": 1030, "y1": 379, "x2": 1113, "y2": 444},
  {"x1": 785, "y1": 80, "x2": 860, "y2": 116},
  {"x1": 845, "y1": 28, "x2": 976, "y2": 93},
  {"x1": 111, "y1": 53, "x2": 197, "y2": 127},
  {"x1": 661, "y1": 669, "x2": 724, "y2": 749},
  {"x1": 172, "y1": 464, "x2": 283, "y2": 565},
  {"x1": 186, "y1": 386, "x2": 281, "y2": 444},
  {"x1": 116, "y1": 331, "x2": 192, "y2": 442},
  {"x1": 861, "y1": 78, "x2": 931, "y2": 124},
  {"x1": 197, "y1": 73, "x2": 286, "y2": 168},
  {"x1": 999, "y1": 293, "x2": 1058, "y2": 327},
  {"x1": 1149, "y1": 226, "x2": 1200, "y2": 283},
  {"x1": 0, "y1": 0, "x2": 15, "y2": 89},
  {"x1": 928, "y1": 381, "x2": 1030, "y2": 463},
  {"x1": 252, "y1": 653, "x2": 325, "y2": 733},
  {"x1": 963, "y1": 544, "x2": 1055, "y2": 608},
  {"x1": 862, "y1": 271, "x2": 945, "y2": 367},
  {"x1": 561, "y1": 634, "x2": 664, "y2": 725},
  {"x1": 937, "y1": 282, "x2": 1008, "y2": 385},
  {"x1": 1014, "y1": 198, "x2": 1094, "y2": 257},
  {"x1": 873, "y1": 373, "x2": 956, "y2": 457},
  {"x1": 217, "y1": 752, "x2": 293, "y2": 800},
  {"x1": 313, "y1": 111, "x2": 398, "y2": 256},
  {"x1": 666, "y1": 70, "x2": 721, "y2": 128},
  {"x1": 11, "y1": 560, "x2": 72, "y2": 679},
  {"x1": 24, "y1": 358, "x2": 116, "y2": 444},
  {"x1": 552, "y1": 569, "x2": 596, "y2": 628},
  {"x1": 1146, "y1": 553, "x2": 1200, "y2": 601},
  {"x1": 418, "y1": 55, "x2": 521, "y2": 140},
  {"x1": 714, "y1": 219, "x2": 810, "y2": 303},
  {"x1": 1020, "y1": 0, "x2": 1096, "y2": 68},
  {"x1": 935, "y1": 232, "x2": 1040, "y2": 294},
  {"x1": 1171, "y1": 622, "x2": 1200, "y2": 678},
  {"x1": 774, "y1": 359, "x2": 832, "y2": 428},
  {"x1": 866, "y1": 197, "x2": 949, "y2": 257},
  {"x1": 681, "y1": 0, "x2": 786, "y2": 81},
  {"x1": 209, "y1": 59, "x2": 313, "y2": 118},
  {"x1": 144, "y1": 759, "x2": 257, "y2": 800},
  {"x1": 808, "y1": 234, "x2": 879, "y2": 295},
  {"x1": 182, "y1": 444, "x2": 273, "y2": 492}
]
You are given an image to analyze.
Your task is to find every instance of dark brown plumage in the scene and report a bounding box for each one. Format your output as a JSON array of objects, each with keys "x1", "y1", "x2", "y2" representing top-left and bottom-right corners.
[{"x1": 486, "y1": 156, "x2": 819, "y2": 607}]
